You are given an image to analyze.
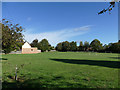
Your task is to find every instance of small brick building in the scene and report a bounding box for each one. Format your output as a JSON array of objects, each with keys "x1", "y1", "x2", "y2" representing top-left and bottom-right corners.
[{"x1": 22, "y1": 42, "x2": 41, "y2": 54}]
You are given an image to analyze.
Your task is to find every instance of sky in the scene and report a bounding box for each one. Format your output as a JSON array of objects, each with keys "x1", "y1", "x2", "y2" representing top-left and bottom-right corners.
[
  {"x1": 2, "y1": 2, "x2": 118, "y2": 46},
  {"x1": 2, "y1": 0, "x2": 119, "y2": 2}
]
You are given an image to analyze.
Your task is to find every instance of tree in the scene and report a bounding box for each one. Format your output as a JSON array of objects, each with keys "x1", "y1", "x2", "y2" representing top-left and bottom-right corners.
[
  {"x1": 103, "y1": 44, "x2": 109, "y2": 49},
  {"x1": 84, "y1": 41, "x2": 89, "y2": 51},
  {"x1": 2, "y1": 19, "x2": 24, "y2": 54},
  {"x1": 56, "y1": 41, "x2": 77, "y2": 52},
  {"x1": 62, "y1": 41, "x2": 70, "y2": 51},
  {"x1": 56, "y1": 42, "x2": 62, "y2": 51},
  {"x1": 38, "y1": 39, "x2": 51, "y2": 52},
  {"x1": 107, "y1": 42, "x2": 120, "y2": 53},
  {"x1": 50, "y1": 46, "x2": 55, "y2": 50},
  {"x1": 70, "y1": 41, "x2": 77, "y2": 51},
  {"x1": 90, "y1": 39, "x2": 103, "y2": 51},
  {"x1": 79, "y1": 41, "x2": 84, "y2": 51},
  {"x1": 98, "y1": 0, "x2": 118, "y2": 15},
  {"x1": 48, "y1": 44, "x2": 54, "y2": 51},
  {"x1": 30, "y1": 39, "x2": 38, "y2": 47},
  {"x1": 108, "y1": 43, "x2": 113, "y2": 47}
]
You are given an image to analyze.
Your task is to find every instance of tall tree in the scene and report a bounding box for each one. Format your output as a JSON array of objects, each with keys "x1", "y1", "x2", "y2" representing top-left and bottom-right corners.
[
  {"x1": 38, "y1": 39, "x2": 51, "y2": 52},
  {"x1": 107, "y1": 42, "x2": 120, "y2": 53},
  {"x1": 79, "y1": 41, "x2": 84, "y2": 51},
  {"x1": 90, "y1": 39, "x2": 103, "y2": 51},
  {"x1": 70, "y1": 41, "x2": 77, "y2": 51},
  {"x1": 62, "y1": 41, "x2": 70, "y2": 51},
  {"x1": 30, "y1": 39, "x2": 38, "y2": 47},
  {"x1": 103, "y1": 44, "x2": 109, "y2": 50},
  {"x1": 56, "y1": 42, "x2": 62, "y2": 51},
  {"x1": 84, "y1": 41, "x2": 89, "y2": 51},
  {"x1": 2, "y1": 19, "x2": 24, "y2": 54}
]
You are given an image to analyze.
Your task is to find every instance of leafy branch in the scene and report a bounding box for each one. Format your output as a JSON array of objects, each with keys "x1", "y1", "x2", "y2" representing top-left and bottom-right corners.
[{"x1": 98, "y1": 0, "x2": 118, "y2": 15}]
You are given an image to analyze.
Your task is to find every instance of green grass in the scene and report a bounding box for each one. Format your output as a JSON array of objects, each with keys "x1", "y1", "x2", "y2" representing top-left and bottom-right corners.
[{"x1": 1, "y1": 52, "x2": 120, "y2": 88}]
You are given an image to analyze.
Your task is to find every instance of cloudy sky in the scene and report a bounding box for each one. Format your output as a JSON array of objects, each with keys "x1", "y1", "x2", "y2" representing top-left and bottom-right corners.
[{"x1": 2, "y1": 2, "x2": 118, "y2": 46}]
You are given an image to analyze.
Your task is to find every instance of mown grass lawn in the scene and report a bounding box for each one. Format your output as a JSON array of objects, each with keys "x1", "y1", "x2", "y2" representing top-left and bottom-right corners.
[{"x1": 1, "y1": 52, "x2": 120, "y2": 88}]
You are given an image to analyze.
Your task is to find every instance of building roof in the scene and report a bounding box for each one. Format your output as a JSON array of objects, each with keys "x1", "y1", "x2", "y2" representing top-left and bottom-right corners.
[{"x1": 22, "y1": 42, "x2": 31, "y2": 48}]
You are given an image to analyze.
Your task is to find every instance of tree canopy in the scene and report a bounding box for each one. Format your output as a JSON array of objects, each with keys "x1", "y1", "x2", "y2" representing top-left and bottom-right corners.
[
  {"x1": 30, "y1": 39, "x2": 38, "y2": 47},
  {"x1": 90, "y1": 39, "x2": 103, "y2": 51},
  {"x1": 70, "y1": 41, "x2": 77, "y2": 51},
  {"x1": 2, "y1": 19, "x2": 24, "y2": 54},
  {"x1": 38, "y1": 39, "x2": 51, "y2": 52}
]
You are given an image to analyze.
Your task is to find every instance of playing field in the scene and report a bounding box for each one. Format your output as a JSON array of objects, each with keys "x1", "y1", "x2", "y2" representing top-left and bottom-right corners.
[{"x1": 1, "y1": 52, "x2": 120, "y2": 88}]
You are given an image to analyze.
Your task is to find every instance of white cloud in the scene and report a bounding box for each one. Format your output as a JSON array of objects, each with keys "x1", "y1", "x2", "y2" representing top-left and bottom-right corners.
[
  {"x1": 23, "y1": 25, "x2": 92, "y2": 46},
  {"x1": 74, "y1": 25, "x2": 92, "y2": 32}
]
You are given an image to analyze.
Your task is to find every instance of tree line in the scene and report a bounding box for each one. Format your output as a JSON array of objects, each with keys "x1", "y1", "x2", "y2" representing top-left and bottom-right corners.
[
  {"x1": 30, "y1": 39, "x2": 54, "y2": 52},
  {"x1": 55, "y1": 39, "x2": 120, "y2": 53},
  {"x1": 30, "y1": 38, "x2": 120, "y2": 53},
  {"x1": 1, "y1": 19, "x2": 120, "y2": 54}
]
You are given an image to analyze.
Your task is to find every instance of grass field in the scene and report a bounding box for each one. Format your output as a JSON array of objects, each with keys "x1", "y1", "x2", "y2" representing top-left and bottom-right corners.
[{"x1": 1, "y1": 52, "x2": 120, "y2": 88}]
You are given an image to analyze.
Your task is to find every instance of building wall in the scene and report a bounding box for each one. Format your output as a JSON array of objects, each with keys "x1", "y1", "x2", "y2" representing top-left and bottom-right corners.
[{"x1": 22, "y1": 48, "x2": 41, "y2": 54}]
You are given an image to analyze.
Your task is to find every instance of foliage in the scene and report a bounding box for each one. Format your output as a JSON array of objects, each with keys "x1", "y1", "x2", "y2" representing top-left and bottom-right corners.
[
  {"x1": 90, "y1": 39, "x2": 103, "y2": 51},
  {"x1": 62, "y1": 41, "x2": 70, "y2": 51},
  {"x1": 30, "y1": 38, "x2": 53, "y2": 52},
  {"x1": 38, "y1": 39, "x2": 51, "y2": 52},
  {"x1": 50, "y1": 46, "x2": 55, "y2": 50},
  {"x1": 56, "y1": 42, "x2": 62, "y2": 51},
  {"x1": 55, "y1": 39, "x2": 120, "y2": 53},
  {"x1": 2, "y1": 19, "x2": 24, "y2": 54},
  {"x1": 56, "y1": 41, "x2": 77, "y2": 52},
  {"x1": 98, "y1": 1, "x2": 117, "y2": 15},
  {"x1": 80, "y1": 41, "x2": 83, "y2": 46},
  {"x1": 69, "y1": 41, "x2": 77, "y2": 51},
  {"x1": 78, "y1": 41, "x2": 84, "y2": 51},
  {"x1": 83, "y1": 41, "x2": 90, "y2": 51},
  {"x1": 107, "y1": 42, "x2": 120, "y2": 53},
  {"x1": 30, "y1": 39, "x2": 38, "y2": 47},
  {"x1": 103, "y1": 44, "x2": 109, "y2": 50}
]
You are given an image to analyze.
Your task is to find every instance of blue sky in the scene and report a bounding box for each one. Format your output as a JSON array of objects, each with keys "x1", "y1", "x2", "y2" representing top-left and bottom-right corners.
[{"x1": 2, "y1": 2, "x2": 118, "y2": 46}]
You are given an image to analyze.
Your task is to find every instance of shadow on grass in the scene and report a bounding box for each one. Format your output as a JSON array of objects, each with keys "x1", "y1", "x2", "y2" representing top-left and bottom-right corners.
[
  {"x1": 2, "y1": 77, "x2": 88, "y2": 88},
  {"x1": 109, "y1": 57, "x2": 120, "y2": 59},
  {"x1": 50, "y1": 58, "x2": 120, "y2": 69},
  {"x1": 0, "y1": 58, "x2": 8, "y2": 60}
]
